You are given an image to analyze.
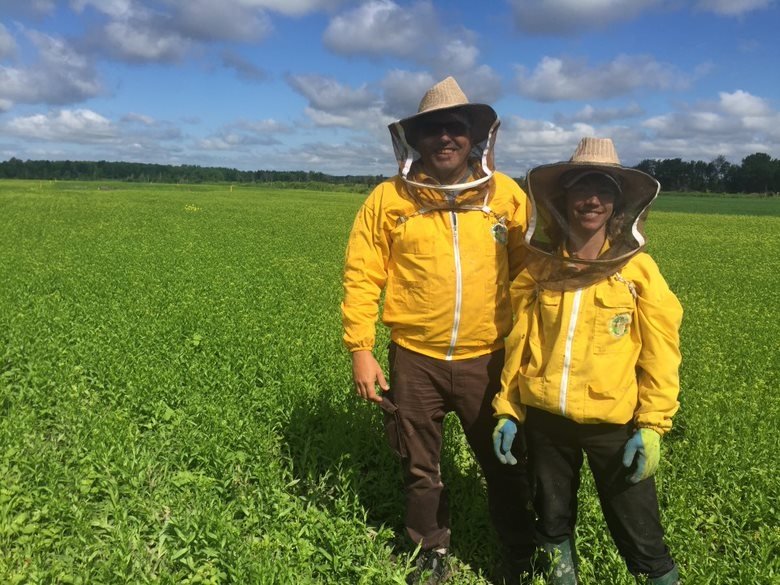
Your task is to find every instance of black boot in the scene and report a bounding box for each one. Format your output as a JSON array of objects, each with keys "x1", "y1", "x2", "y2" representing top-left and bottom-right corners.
[
  {"x1": 648, "y1": 566, "x2": 679, "y2": 585},
  {"x1": 539, "y1": 538, "x2": 579, "y2": 585}
]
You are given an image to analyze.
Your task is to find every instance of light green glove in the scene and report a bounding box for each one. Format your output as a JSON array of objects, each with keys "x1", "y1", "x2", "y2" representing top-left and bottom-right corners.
[
  {"x1": 492, "y1": 417, "x2": 518, "y2": 465},
  {"x1": 622, "y1": 428, "x2": 661, "y2": 484}
]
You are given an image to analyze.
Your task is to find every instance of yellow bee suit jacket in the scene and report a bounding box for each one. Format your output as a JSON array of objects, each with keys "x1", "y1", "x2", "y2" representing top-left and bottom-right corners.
[
  {"x1": 341, "y1": 172, "x2": 529, "y2": 360},
  {"x1": 493, "y1": 252, "x2": 683, "y2": 435}
]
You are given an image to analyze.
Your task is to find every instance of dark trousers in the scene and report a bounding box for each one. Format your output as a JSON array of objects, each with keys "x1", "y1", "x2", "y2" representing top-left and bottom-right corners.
[
  {"x1": 524, "y1": 407, "x2": 676, "y2": 578},
  {"x1": 383, "y1": 343, "x2": 535, "y2": 557}
]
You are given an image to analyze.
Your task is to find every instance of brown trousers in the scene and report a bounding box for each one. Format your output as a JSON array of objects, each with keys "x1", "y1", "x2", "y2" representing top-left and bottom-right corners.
[{"x1": 383, "y1": 343, "x2": 535, "y2": 557}]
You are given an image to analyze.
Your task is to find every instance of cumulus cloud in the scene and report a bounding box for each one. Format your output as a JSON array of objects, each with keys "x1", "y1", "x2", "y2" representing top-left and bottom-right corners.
[
  {"x1": 267, "y1": 138, "x2": 394, "y2": 175},
  {"x1": 639, "y1": 90, "x2": 780, "y2": 161},
  {"x1": 515, "y1": 55, "x2": 690, "y2": 102},
  {"x1": 555, "y1": 103, "x2": 645, "y2": 125},
  {"x1": 196, "y1": 118, "x2": 290, "y2": 150},
  {"x1": 0, "y1": 29, "x2": 102, "y2": 107},
  {"x1": 509, "y1": 0, "x2": 774, "y2": 34},
  {"x1": 75, "y1": 0, "x2": 272, "y2": 62},
  {"x1": 495, "y1": 116, "x2": 598, "y2": 174},
  {"x1": 509, "y1": 0, "x2": 661, "y2": 35},
  {"x1": 287, "y1": 74, "x2": 378, "y2": 114},
  {"x1": 101, "y1": 21, "x2": 190, "y2": 62},
  {"x1": 695, "y1": 0, "x2": 774, "y2": 16},
  {"x1": 285, "y1": 75, "x2": 398, "y2": 133},
  {"x1": 323, "y1": 0, "x2": 488, "y2": 75},
  {"x1": 379, "y1": 68, "x2": 502, "y2": 121},
  {"x1": 4, "y1": 109, "x2": 116, "y2": 143},
  {"x1": 380, "y1": 70, "x2": 437, "y2": 119},
  {"x1": 231, "y1": 0, "x2": 350, "y2": 17}
]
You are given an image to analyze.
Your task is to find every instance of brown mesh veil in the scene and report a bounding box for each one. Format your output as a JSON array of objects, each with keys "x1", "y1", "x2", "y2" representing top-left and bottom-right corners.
[{"x1": 524, "y1": 161, "x2": 660, "y2": 291}]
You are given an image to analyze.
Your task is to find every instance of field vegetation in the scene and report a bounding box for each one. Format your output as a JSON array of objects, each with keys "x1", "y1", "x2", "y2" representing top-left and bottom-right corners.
[{"x1": 0, "y1": 180, "x2": 777, "y2": 583}]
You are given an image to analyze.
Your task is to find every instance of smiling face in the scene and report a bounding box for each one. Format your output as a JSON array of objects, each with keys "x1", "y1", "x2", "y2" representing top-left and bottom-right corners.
[
  {"x1": 412, "y1": 111, "x2": 473, "y2": 185},
  {"x1": 565, "y1": 173, "x2": 619, "y2": 240}
]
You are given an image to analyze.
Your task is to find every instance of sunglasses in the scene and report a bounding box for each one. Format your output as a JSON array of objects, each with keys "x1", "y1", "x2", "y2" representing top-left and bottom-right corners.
[{"x1": 415, "y1": 119, "x2": 470, "y2": 138}]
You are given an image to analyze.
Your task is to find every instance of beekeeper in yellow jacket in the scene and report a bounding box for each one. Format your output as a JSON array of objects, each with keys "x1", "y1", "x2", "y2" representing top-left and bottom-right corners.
[
  {"x1": 492, "y1": 138, "x2": 683, "y2": 585},
  {"x1": 342, "y1": 77, "x2": 534, "y2": 583}
]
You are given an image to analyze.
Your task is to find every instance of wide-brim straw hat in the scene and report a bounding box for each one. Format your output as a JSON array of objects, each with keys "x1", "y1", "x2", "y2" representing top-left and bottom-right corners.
[
  {"x1": 395, "y1": 76, "x2": 497, "y2": 144},
  {"x1": 523, "y1": 137, "x2": 662, "y2": 291},
  {"x1": 527, "y1": 137, "x2": 659, "y2": 207}
]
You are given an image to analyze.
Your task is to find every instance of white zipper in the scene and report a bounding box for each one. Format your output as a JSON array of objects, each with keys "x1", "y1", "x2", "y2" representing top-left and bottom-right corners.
[
  {"x1": 446, "y1": 209, "x2": 462, "y2": 361},
  {"x1": 559, "y1": 288, "x2": 583, "y2": 415}
]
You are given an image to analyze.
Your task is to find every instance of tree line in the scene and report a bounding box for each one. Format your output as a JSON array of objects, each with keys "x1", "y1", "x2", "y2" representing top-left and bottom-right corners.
[
  {"x1": 0, "y1": 158, "x2": 385, "y2": 191},
  {"x1": 1, "y1": 153, "x2": 779, "y2": 194}
]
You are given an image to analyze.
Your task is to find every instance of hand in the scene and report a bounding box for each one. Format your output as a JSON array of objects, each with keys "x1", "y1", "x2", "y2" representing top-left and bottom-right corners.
[
  {"x1": 351, "y1": 350, "x2": 388, "y2": 403},
  {"x1": 622, "y1": 428, "x2": 661, "y2": 484},
  {"x1": 492, "y1": 417, "x2": 518, "y2": 465}
]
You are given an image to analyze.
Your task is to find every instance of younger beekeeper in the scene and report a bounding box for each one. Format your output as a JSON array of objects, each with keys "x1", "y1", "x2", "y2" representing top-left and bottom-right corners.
[{"x1": 491, "y1": 137, "x2": 683, "y2": 585}]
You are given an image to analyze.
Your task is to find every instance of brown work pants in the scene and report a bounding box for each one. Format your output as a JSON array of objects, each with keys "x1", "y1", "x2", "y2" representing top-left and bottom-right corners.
[{"x1": 383, "y1": 342, "x2": 535, "y2": 557}]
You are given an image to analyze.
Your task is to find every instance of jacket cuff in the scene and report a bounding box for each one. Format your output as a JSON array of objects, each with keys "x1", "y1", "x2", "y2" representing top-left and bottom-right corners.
[{"x1": 491, "y1": 394, "x2": 526, "y2": 424}]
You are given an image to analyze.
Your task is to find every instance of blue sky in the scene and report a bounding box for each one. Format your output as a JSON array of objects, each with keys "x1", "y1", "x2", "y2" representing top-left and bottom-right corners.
[{"x1": 0, "y1": 0, "x2": 778, "y2": 177}]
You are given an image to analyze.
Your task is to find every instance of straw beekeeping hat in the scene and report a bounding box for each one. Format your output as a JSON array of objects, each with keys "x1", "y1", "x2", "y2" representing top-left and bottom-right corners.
[
  {"x1": 396, "y1": 76, "x2": 497, "y2": 145},
  {"x1": 388, "y1": 76, "x2": 500, "y2": 194},
  {"x1": 528, "y1": 137, "x2": 659, "y2": 205},
  {"x1": 523, "y1": 137, "x2": 661, "y2": 290}
]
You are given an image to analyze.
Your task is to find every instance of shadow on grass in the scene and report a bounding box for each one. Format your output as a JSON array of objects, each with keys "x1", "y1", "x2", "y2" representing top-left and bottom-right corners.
[{"x1": 281, "y1": 390, "x2": 505, "y2": 582}]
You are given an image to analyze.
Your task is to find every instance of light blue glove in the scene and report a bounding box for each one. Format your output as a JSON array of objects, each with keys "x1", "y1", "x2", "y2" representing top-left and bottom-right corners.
[
  {"x1": 492, "y1": 417, "x2": 518, "y2": 465},
  {"x1": 622, "y1": 428, "x2": 661, "y2": 484}
]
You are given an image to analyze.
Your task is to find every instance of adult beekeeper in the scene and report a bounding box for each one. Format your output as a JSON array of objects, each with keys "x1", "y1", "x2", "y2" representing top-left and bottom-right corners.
[
  {"x1": 492, "y1": 137, "x2": 683, "y2": 584},
  {"x1": 341, "y1": 77, "x2": 535, "y2": 583}
]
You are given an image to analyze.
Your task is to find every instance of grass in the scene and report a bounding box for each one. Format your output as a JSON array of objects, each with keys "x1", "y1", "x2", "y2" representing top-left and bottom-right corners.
[{"x1": 0, "y1": 180, "x2": 778, "y2": 584}]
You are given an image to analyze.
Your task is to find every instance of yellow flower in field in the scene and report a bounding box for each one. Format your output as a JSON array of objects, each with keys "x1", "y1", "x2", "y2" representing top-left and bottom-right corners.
[{"x1": 184, "y1": 204, "x2": 201, "y2": 212}]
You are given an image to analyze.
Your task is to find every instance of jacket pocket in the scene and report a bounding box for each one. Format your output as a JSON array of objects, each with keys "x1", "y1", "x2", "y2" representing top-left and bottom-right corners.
[
  {"x1": 593, "y1": 285, "x2": 636, "y2": 354},
  {"x1": 383, "y1": 278, "x2": 429, "y2": 337},
  {"x1": 584, "y1": 381, "x2": 637, "y2": 424}
]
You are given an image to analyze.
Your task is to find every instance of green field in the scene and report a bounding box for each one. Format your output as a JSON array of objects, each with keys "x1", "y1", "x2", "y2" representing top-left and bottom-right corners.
[{"x1": 1, "y1": 180, "x2": 778, "y2": 584}]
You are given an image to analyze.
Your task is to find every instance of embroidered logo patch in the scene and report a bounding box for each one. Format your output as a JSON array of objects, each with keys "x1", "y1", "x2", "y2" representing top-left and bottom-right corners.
[
  {"x1": 609, "y1": 313, "x2": 632, "y2": 338},
  {"x1": 492, "y1": 222, "x2": 508, "y2": 245}
]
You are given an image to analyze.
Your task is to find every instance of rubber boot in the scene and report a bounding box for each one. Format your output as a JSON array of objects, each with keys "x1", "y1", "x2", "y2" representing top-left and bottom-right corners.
[
  {"x1": 540, "y1": 538, "x2": 579, "y2": 585},
  {"x1": 648, "y1": 566, "x2": 679, "y2": 585}
]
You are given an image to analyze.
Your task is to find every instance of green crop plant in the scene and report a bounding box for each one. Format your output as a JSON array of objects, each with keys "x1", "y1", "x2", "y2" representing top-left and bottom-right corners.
[{"x1": 0, "y1": 180, "x2": 777, "y2": 584}]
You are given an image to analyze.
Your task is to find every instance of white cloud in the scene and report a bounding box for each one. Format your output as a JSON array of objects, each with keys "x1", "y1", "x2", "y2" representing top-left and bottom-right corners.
[
  {"x1": 323, "y1": 0, "x2": 487, "y2": 75},
  {"x1": 168, "y1": 0, "x2": 272, "y2": 43},
  {"x1": 231, "y1": 0, "x2": 349, "y2": 16},
  {"x1": 287, "y1": 74, "x2": 378, "y2": 115},
  {"x1": 5, "y1": 109, "x2": 116, "y2": 143},
  {"x1": 102, "y1": 21, "x2": 190, "y2": 62},
  {"x1": 70, "y1": 0, "x2": 135, "y2": 18},
  {"x1": 268, "y1": 138, "x2": 394, "y2": 175},
  {"x1": 718, "y1": 89, "x2": 772, "y2": 117},
  {"x1": 378, "y1": 67, "x2": 501, "y2": 122},
  {"x1": 0, "y1": 29, "x2": 102, "y2": 106},
  {"x1": 509, "y1": 0, "x2": 661, "y2": 34},
  {"x1": 515, "y1": 55, "x2": 690, "y2": 102},
  {"x1": 75, "y1": 0, "x2": 271, "y2": 62},
  {"x1": 555, "y1": 103, "x2": 645, "y2": 124},
  {"x1": 380, "y1": 70, "x2": 437, "y2": 119},
  {"x1": 496, "y1": 116, "x2": 598, "y2": 174},
  {"x1": 695, "y1": 0, "x2": 774, "y2": 16},
  {"x1": 0, "y1": 23, "x2": 17, "y2": 59},
  {"x1": 639, "y1": 90, "x2": 780, "y2": 161},
  {"x1": 196, "y1": 118, "x2": 290, "y2": 151}
]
